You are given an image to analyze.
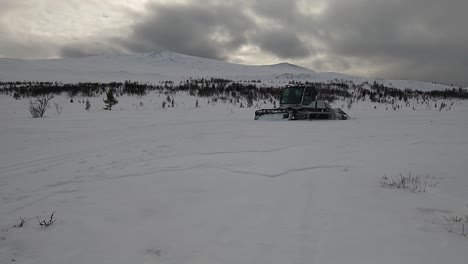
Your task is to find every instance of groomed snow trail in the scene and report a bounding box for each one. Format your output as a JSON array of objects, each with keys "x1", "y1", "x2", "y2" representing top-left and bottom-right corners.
[{"x1": 1, "y1": 95, "x2": 468, "y2": 264}]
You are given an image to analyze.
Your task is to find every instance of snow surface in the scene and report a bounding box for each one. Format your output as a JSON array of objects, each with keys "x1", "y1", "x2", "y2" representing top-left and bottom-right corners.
[
  {"x1": 0, "y1": 51, "x2": 454, "y2": 91},
  {"x1": 1, "y1": 93, "x2": 468, "y2": 264}
]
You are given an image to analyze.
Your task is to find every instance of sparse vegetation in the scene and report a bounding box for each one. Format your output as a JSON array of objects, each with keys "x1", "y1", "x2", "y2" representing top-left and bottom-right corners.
[
  {"x1": 36, "y1": 212, "x2": 56, "y2": 227},
  {"x1": 2, "y1": 79, "x2": 466, "y2": 112},
  {"x1": 13, "y1": 217, "x2": 26, "y2": 228},
  {"x1": 146, "y1": 249, "x2": 162, "y2": 256},
  {"x1": 29, "y1": 94, "x2": 54, "y2": 118},
  {"x1": 103, "y1": 89, "x2": 118, "y2": 110},
  {"x1": 380, "y1": 172, "x2": 438, "y2": 193},
  {"x1": 443, "y1": 214, "x2": 468, "y2": 237},
  {"x1": 85, "y1": 99, "x2": 91, "y2": 111}
]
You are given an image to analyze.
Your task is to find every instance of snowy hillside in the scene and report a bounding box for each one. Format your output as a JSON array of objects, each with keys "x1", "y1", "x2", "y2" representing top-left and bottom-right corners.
[
  {"x1": 0, "y1": 51, "x2": 453, "y2": 91},
  {"x1": 1, "y1": 50, "x2": 467, "y2": 263}
]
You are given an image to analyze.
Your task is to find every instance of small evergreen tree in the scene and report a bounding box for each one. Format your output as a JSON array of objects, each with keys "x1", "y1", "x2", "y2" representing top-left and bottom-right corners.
[
  {"x1": 247, "y1": 96, "x2": 253, "y2": 108},
  {"x1": 85, "y1": 99, "x2": 91, "y2": 111},
  {"x1": 103, "y1": 89, "x2": 118, "y2": 110}
]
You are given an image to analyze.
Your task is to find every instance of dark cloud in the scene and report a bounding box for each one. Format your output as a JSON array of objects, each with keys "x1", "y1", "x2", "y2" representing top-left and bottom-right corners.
[
  {"x1": 120, "y1": 2, "x2": 255, "y2": 60},
  {"x1": 60, "y1": 41, "x2": 124, "y2": 58},
  {"x1": 308, "y1": 0, "x2": 468, "y2": 85},
  {"x1": 120, "y1": 1, "x2": 312, "y2": 60},
  {"x1": 250, "y1": 30, "x2": 311, "y2": 59},
  {"x1": 252, "y1": 0, "x2": 298, "y2": 23},
  {"x1": 60, "y1": 46, "x2": 93, "y2": 58},
  {"x1": 243, "y1": 0, "x2": 468, "y2": 85}
]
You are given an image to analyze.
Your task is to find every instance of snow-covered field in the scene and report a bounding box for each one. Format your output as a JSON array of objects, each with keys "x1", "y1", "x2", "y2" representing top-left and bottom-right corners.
[{"x1": 1, "y1": 93, "x2": 468, "y2": 264}]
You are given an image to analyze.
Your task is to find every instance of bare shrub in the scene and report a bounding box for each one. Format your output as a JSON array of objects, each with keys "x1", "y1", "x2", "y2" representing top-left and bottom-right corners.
[
  {"x1": 85, "y1": 99, "x2": 91, "y2": 111},
  {"x1": 54, "y1": 103, "x2": 62, "y2": 115},
  {"x1": 13, "y1": 217, "x2": 26, "y2": 228},
  {"x1": 380, "y1": 172, "x2": 437, "y2": 193},
  {"x1": 36, "y1": 212, "x2": 56, "y2": 227},
  {"x1": 146, "y1": 249, "x2": 162, "y2": 256},
  {"x1": 29, "y1": 94, "x2": 54, "y2": 118},
  {"x1": 443, "y1": 215, "x2": 468, "y2": 237}
]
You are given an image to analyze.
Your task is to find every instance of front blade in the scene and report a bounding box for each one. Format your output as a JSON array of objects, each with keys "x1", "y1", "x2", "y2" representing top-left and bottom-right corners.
[{"x1": 254, "y1": 109, "x2": 289, "y2": 120}]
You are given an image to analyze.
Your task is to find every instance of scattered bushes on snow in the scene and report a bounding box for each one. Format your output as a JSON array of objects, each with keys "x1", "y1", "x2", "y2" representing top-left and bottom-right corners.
[
  {"x1": 146, "y1": 249, "x2": 162, "y2": 256},
  {"x1": 380, "y1": 173, "x2": 467, "y2": 238},
  {"x1": 2, "y1": 79, "x2": 467, "y2": 115},
  {"x1": 380, "y1": 172, "x2": 439, "y2": 193},
  {"x1": 36, "y1": 211, "x2": 56, "y2": 227},
  {"x1": 85, "y1": 99, "x2": 91, "y2": 111},
  {"x1": 13, "y1": 217, "x2": 26, "y2": 228},
  {"x1": 29, "y1": 94, "x2": 54, "y2": 118},
  {"x1": 443, "y1": 215, "x2": 468, "y2": 237}
]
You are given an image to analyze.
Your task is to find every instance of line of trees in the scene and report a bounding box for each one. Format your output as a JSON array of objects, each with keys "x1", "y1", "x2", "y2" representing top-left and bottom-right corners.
[{"x1": 1, "y1": 79, "x2": 467, "y2": 105}]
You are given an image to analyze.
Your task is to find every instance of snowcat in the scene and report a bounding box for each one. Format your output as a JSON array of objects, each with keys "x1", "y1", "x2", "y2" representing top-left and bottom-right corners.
[{"x1": 254, "y1": 86, "x2": 349, "y2": 120}]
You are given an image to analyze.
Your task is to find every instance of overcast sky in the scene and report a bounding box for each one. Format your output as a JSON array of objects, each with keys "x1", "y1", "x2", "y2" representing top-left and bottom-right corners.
[{"x1": 1, "y1": 0, "x2": 467, "y2": 86}]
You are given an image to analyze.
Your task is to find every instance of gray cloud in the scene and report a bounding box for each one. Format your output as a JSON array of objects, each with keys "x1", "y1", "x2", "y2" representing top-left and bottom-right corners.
[
  {"x1": 0, "y1": 0, "x2": 133, "y2": 59},
  {"x1": 120, "y1": 2, "x2": 255, "y2": 60},
  {"x1": 119, "y1": 1, "x2": 313, "y2": 60},
  {"x1": 308, "y1": 0, "x2": 468, "y2": 85},
  {"x1": 252, "y1": 0, "x2": 298, "y2": 23},
  {"x1": 0, "y1": 39, "x2": 58, "y2": 59},
  {"x1": 242, "y1": 0, "x2": 468, "y2": 85},
  {"x1": 1, "y1": 0, "x2": 467, "y2": 86},
  {"x1": 60, "y1": 41, "x2": 124, "y2": 58},
  {"x1": 250, "y1": 30, "x2": 311, "y2": 59}
]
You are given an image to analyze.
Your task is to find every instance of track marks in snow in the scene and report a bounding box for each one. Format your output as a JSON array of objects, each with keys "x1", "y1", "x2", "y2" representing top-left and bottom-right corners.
[
  {"x1": 0, "y1": 136, "x2": 160, "y2": 177},
  {"x1": 109, "y1": 162, "x2": 346, "y2": 181},
  {"x1": 220, "y1": 165, "x2": 346, "y2": 178},
  {"x1": 196, "y1": 144, "x2": 303, "y2": 155},
  {"x1": 110, "y1": 164, "x2": 212, "y2": 180}
]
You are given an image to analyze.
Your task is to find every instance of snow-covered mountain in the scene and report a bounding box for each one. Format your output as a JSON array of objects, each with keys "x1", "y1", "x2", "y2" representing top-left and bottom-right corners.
[{"x1": 0, "y1": 51, "x2": 453, "y2": 91}]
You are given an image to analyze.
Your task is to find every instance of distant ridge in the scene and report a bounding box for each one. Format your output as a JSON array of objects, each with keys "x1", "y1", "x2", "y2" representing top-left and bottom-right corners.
[{"x1": 0, "y1": 51, "x2": 453, "y2": 91}]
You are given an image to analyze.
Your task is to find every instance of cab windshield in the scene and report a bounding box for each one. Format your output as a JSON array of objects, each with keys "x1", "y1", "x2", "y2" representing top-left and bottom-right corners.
[{"x1": 280, "y1": 87, "x2": 304, "y2": 105}]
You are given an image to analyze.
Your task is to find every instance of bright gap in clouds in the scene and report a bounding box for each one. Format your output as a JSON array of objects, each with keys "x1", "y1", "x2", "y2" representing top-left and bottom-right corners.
[{"x1": 297, "y1": 0, "x2": 327, "y2": 15}]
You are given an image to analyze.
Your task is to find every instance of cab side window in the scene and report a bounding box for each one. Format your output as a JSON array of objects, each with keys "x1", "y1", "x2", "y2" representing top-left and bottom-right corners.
[{"x1": 302, "y1": 87, "x2": 314, "y2": 106}]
